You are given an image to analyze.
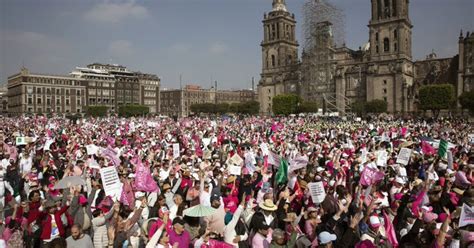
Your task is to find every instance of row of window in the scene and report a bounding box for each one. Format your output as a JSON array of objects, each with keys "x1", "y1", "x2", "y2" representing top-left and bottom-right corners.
[
  {"x1": 27, "y1": 97, "x2": 82, "y2": 106},
  {"x1": 26, "y1": 86, "x2": 84, "y2": 96},
  {"x1": 27, "y1": 77, "x2": 81, "y2": 86},
  {"x1": 27, "y1": 107, "x2": 81, "y2": 113}
]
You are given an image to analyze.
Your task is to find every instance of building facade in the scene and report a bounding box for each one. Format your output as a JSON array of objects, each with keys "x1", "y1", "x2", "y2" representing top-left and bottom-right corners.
[
  {"x1": 161, "y1": 85, "x2": 257, "y2": 117},
  {"x1": 7, "y1": 67, "x2": 86, "y2": 115},
  {"x1": 260, "y1": 0, "x2": 472, "y2": 115},
  {"x1": 8, "y1": 63, "x2": 161, "y2": 115},
  {"x1": 0, "y1": 85, "x2": 8, "y2": 114},
  {"x1": 258, "y1": 0, "x2": 300, "y2": 115}
]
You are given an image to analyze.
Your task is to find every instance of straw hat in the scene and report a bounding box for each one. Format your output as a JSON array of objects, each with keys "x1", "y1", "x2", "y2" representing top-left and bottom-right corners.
[{"x1": 259, "y1": 199, "x2": 277, "y2": 211}]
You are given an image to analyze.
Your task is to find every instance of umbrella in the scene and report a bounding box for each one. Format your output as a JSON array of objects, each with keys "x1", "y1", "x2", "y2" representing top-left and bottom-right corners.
[
  {"x1": 183, "y1": 204, "x2": 216, "y2": 217},
  {"x1": 54, "y1": 176, "x2": 86, "y2": 189}
]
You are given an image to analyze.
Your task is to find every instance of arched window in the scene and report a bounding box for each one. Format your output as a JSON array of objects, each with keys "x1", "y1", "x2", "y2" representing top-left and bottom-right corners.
[
  {"x1": 384, "y1": 38, "x2": 390, "y2": 52},
  {"x1": 271, "y1": 55, "x2": 276, "y2": 67}
]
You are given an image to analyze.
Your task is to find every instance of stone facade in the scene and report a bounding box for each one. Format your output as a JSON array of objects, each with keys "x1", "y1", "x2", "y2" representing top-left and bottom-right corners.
[
  {"x1": 261, "y1": 0, "x2": 472, "y2": 114},
  {"x1": 258, "y1": 0, "x2": 299, "y2": 115},
  {"x1": 161, "y1": 85, "x2": 257, "y2": 117}
]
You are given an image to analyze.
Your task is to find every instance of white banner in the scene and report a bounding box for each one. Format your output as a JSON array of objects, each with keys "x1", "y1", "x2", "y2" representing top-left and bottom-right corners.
[
  {"x1": 173, "y1": 143, "x2": 180, "y2": 158},
  {"x1": 396, "y1": 148, "x2": 412, "y2": 165},
  {"x1": 459, "y1": 203, "x2": 474, "y2": 227},
  {"x1": 308, "y1": 182, "x2": 326, "y2": 204},
  {"x1": 100, "y1": 166, "x2": 122, "y2": 200}
]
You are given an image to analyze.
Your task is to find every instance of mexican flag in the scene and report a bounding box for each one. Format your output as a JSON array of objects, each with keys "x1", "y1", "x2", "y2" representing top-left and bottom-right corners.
[
  {"x1": 438, "y1": 139, "x2": 448, "y2": 158},
  {"x1": 276, "y1": 158, "x2": 288, "y2": 184}
]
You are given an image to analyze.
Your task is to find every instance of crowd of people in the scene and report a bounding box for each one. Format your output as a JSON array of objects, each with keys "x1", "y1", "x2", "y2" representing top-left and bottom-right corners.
[{"x1": 0, "y1": 114, "x2": 472, "y2": 248}]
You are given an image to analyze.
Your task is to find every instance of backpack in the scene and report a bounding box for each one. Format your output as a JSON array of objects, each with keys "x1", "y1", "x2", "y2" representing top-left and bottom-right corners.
[{"x1": 82, "y1": 207, "x2": 91, "y2": 230}]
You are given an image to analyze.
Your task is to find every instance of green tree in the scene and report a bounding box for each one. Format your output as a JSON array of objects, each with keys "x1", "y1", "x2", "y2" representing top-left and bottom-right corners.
[
  {"x1": 418, "y1": 84, "x2": 455, "y2": 118},
  {"x1": 351, "y1": 101, "x2": 366, "y2": 116},
  {"x1": 272, "y1": 94, "x2": 300, "y2": 115},
  {"x1": 365, "y1": 99, "x2": 388, "y2": 114},
  {"x1": 459, "y1": 90, "x2": 474, "y2": 115},
  {"x1": 216, "y1": 103, "x2": 229, "y2": 114},
  {"x1": 118, "y1": 104, "x2": 149, "y2": 117},
  {"x1": 297, "y1": 101, "x2": 318, "y2": 113},
  {"x1": 237, "y1": 101, "x2": 259, "y2": 115},
  {"x1": 86, "y1": 106, "x2": 108, "y2": 117}
]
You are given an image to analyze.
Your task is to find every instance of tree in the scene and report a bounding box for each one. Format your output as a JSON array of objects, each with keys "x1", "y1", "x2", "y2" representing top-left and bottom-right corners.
[
  {"x1": 215, "y1": 103, "x2": 229, "y2": 114},
  {"x1": 237, "y1": 101, "x2": 259, "y2": 115},
  {"x1": 351, "y1": 101, "x2": 366, "y2": 116},
  {"x1": 86, "y1": 106, "x2": 108, "y2": 117},
  {"x1": 418, "y1": 84, "x2": 455, "y2": 118},
  {"x1": 459, "y1": 90, "x2": 474, "y2": 115},
  {"x1": 118, "y1": 104, "x2": 149, "y2": 117},
  {"x1": 297, "y1": 101, "x2": 318, "y2": 113},
  {"x1": 272, "y1": 94, "x2": 300, "y2": 115},
  {"x1": 365, "y1": 99, "x2": 388, "y2": 114}
]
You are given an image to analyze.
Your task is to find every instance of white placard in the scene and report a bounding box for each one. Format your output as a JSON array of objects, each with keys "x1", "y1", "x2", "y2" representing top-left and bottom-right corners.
[
  {"x1": 260, "y1": 143, "x2": 270, "y2": 156},
  {"x1": 100, "y1": 166, "x2": 122, "y2": 200},
  {"x1": 355, "y1": 117, "x2": 361, "y2": 122},
  {"x1": 173, "y1": 143, "x2": 180, "y2": 158},
  {"x1": 16, "y1": 137, "x2": 27, "y2": 146},
  {"x1": 459, "y1": 203, "x2": 474, "y2": 227},
  {"x1": 44, "y1": 139, "x2": 54, "y2": 151},
  {"x1": 360, "y1": 148, "x2": 368, "y2": 164},
  {"x1": 229, "y1": 165, "x2": 241, "y2": 175},
  {"x1": 398, "y1": 167, "x2": 407, "y2": 177},
  {"x1": 202, "y1": 138, "x2": 211, "y2": 147},
  {"x1": 396, "y1": 148, "x2": 412, "y2": 165},
  {"x1": 86, "y1": 144, "x2": 99, "y2": 155},
  {"x1": 230, "y1": 154, "x2": 243, "y2": 166},
  {"x1": 308, "y1": 182, "x2": 326, "y2": 204},
  {"x1": 369, "y1": 124, "x2": 374, "y2": 130},
  {"x1": 376, "y1": 150, "x2": 388, "y2": 167}
]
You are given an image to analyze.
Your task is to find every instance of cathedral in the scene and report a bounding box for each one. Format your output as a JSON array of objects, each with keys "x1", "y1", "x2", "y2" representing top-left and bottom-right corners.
[{"x1": 257, "y1": 0, "x2": 474, "y2": 115}]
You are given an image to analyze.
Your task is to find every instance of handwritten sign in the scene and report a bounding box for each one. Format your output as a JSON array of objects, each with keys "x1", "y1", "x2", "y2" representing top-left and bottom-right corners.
[
  {"x1": 173, "y1": 143, "x2": 180, "y2": 158},
  {"x1": 459, "y1": 203, "x2": 474, "y2": 227},
  {"x1": 100, "y1": 166, "x2": 122, "y2": 200},
  {"x1": 396, "y1": 148, "x2": 412, "y2": 166},
  {"x1": 308, "y1": 182, "x2": 326, "y2": 204}
]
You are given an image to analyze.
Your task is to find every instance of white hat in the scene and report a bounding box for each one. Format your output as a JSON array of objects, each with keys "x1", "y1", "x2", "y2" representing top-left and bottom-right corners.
[
  {"x1": 369, "y1": 216, "x2": 381, "y2": 227},
  {"x1": 446, "y1": 169, "x2": 455, "y2": 175},
  {"x1": 318, "y1": 231, "x2": 337, "y2": 244},
  {"x1": 316, "y1": 167, "x2": 325, "y2": 173},
  {"x1": 395, "y1": 177, "x2": 405, "y2": 184},
  {"x1": 128, "y1": 173, "x2": 136, "y2": 178}
]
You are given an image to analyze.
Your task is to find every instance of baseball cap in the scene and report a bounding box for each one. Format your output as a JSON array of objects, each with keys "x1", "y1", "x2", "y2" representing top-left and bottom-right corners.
[{"x1": 318, "y1": 231, "x2": 337, "y2": 244}]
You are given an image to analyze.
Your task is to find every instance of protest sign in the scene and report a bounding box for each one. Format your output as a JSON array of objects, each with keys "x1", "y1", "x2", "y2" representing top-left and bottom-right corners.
[
  {"x1": 100, "y1": 166, "x2": 122, "y2": 200},
  {"x1": 44, "y1": 139, "x2": 54, "y2": 151},
  {"x1": 308, "y1": 182, "x2": 326, "y2": 204},
  {"x1": 202, "y1": 138, "x2": 211, "y2": 147},
  {"x1": 459, "y1": 203, "x2": 474, "y2": 227},
  {"x1": 360, "y1": 148, "x2": 368, "y2": 164},
  {"x1": 290, "y1": 155, "x2": 309, "y2": 171},
  {"x1": 376, "y1": 150, "x2": 388, "y2": 167},
  {"x1": 229, "y1": 165, "x2": 242, "y2": 175},
  {"x1": 173, "y1": 143, "x2": 180, "y2": 158},
  {"x1": 360, "y1": 167, "x2": 385, "y2": 186},
  {"x1": 260, "y1": 143, "x2": 270, "y2": 156},
  {"x1": 86, "y1": 144, "x2": 99, "y2": 155},
  {"x1": 396, "y1": 148, "x2": 412, "y2": 165},
  {"x1": 15, "y1": 137, "x2": 27, "y2": 146},
  {"x1": 102, "y1": 147, "x2": 120, "y2": 166},
  {"x1": 230, "y1": 154, "x2": 243, "y2": 166}
]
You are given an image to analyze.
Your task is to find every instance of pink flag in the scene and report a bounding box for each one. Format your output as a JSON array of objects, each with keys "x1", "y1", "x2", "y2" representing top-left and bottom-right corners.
[
  {"x1": 360, "y1": 167, "x2": 385, "y2": 186},
  {"x1": 400, "y1": 127, "x2": 408, "y2": 137},
  {"x1": 383, "y1": 211, "x2": 399, "y2": 248},
  {"x1": 101, "y1": 146, "x2": 120, "y2": 166},
  {"x1": 120, "y1": 179, "x2": 135, "y2": 208},
  {"x1": 421, "y1": 141, "x2": 435, "y2": 155},
  {"x1": 133, "y1": 157, "x2": 159, "y2": 192}
]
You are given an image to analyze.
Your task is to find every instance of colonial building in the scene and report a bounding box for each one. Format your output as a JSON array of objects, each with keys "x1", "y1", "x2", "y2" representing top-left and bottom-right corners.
[
  {"x1": 136, "y1": 72, "x2": 160, "y2": 114},
  {"x1": 258, "y1": 0, "x2": 300, "y2": 115},
  {"x1": 7, "y1": 67, "x2": 86, "y2": 115},
  {"x1": 261, "y1": 0, "x2": 472, "y2": 115},
  {"x1": 0, "y1": 85, "x2": 8, "y2": 114},
  {"x1": 161, "y1": 85, "x2": 257, "y2": 117}
]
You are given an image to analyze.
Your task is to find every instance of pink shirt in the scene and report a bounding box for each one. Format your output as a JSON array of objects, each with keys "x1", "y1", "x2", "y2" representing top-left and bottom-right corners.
[{"x1": 251, "y1": 232, "x2": 271, "y2": 248}]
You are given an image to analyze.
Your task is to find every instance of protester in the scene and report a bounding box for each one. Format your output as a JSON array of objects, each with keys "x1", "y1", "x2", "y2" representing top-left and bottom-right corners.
[{"x1": 0, "y1": 114, "x2": 471, "y2": 248}]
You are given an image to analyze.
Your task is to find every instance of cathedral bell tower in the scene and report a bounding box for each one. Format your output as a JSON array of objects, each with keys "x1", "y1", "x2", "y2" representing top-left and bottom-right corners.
[
  {"x1": 366, "y1": 0, "x2": 414, "y2": 113},
  {"x1": 258, "y1": 0, "x2": 299, "y2": 115}
]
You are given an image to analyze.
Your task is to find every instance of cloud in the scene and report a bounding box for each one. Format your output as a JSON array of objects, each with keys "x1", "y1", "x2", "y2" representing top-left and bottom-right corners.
[
  {"x1": 83, "y1": 1, "x2": 149, "y2": 24},
  {"x1": 209, "y1": 42, "x2": 229, "y2": 54},
  {"x1": 108, "y1": 40, "x2": 134, "y2": 58}
]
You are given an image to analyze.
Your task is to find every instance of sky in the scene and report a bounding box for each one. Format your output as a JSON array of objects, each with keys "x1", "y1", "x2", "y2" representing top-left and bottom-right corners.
[{"x1": 1, "y1": 0, "x2": 473, "y2": 90}]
